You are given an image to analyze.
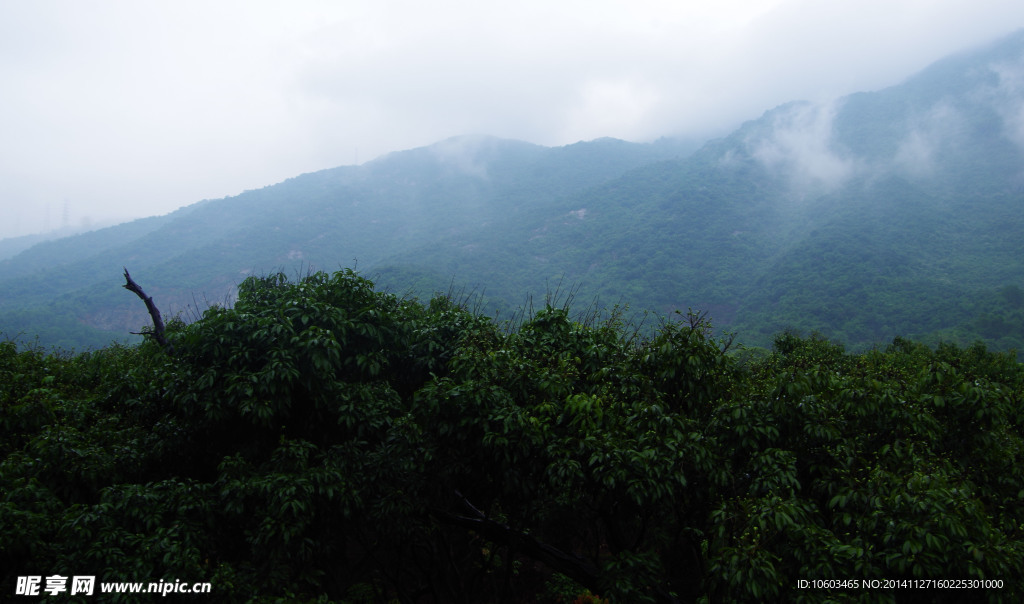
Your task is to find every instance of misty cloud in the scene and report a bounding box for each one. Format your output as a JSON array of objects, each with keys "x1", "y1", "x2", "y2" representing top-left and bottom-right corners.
[
  {"x1": 747, "y1": 100, "x2": 857, "y2": 191},
  {"x1": 984, "y1": 52, "x2": 1024, "y2": 148},
  {"x1": 561, "y1": 78, "x2": 664, "y2": 143},
  {"x1": 893, "y1": 129, "x2": 938, "y2": 178},
  {"x1": 428, "y1": 135, "x2": 499, "y2": 179},
  {"x1": 892, "y1": 101, "x2": 966, "y2": 177},
  {"x1": 4, "y1": 1, "x2": 1024, "y2": 239}
]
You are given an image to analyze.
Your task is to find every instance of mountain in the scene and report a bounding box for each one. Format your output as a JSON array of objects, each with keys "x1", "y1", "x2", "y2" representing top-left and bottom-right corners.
[
  {"x1": 374, "y1": 30, "x2": 1024, "y2": 353},
  {"x1": 0, "y1": 135, "x2": 696, "y2": 349},
  {"x1": 3, "y1": 30, "x2": 1024, "y2": 353}
]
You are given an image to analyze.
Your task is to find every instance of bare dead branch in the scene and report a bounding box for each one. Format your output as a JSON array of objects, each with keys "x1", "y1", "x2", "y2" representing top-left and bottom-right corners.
[{"x1": 122, "y1": 268, "x2": 174, "y2": 354}]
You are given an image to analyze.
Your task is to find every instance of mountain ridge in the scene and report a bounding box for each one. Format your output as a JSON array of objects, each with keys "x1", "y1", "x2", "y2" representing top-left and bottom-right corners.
[
  {"x1": 2, "y1": 31, "x2": 1024, "y2": 353},
  {"x1": 0, "y1": 135, "x2": 696, "y2": 348}
]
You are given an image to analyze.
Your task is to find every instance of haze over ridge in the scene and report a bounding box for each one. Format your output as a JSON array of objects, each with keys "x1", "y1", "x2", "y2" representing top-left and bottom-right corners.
[{"x1": 3, "y1": 1, "x2": 1024, "y2": 240}]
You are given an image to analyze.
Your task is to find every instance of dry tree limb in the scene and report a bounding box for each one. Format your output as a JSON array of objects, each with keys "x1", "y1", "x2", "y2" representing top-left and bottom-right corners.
[{"x1": 122, "y1": 268, "x2": 174, "y2": 354}]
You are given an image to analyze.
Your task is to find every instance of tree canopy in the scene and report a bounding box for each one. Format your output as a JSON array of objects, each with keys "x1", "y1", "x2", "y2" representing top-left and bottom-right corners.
[{"x1": 2, "y1": 270, "x2": 1022, "y2": 602}]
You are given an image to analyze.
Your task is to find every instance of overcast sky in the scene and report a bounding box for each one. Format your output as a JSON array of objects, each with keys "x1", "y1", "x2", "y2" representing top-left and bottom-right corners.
[{"x1": 3, "y1": 0, "x2": 1024, "y2": 240}]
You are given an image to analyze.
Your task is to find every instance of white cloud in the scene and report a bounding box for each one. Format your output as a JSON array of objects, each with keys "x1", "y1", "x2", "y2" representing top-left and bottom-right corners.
[
  {"x1": 561, "y1": 78, "x2": 664, "y2": 142},
  {"x1": 985, "y1": 53, "x2": 1024, "y2": 148},
  {"x1": 748, "y1": 101, "x2": 857, "y2": 190},
  {"x1": 893, "y1": 101, "x2": 965, "y2": 177}
]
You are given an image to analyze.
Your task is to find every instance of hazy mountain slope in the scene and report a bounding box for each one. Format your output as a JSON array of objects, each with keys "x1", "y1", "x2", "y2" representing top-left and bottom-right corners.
[
  {"x1": 373, "y1": 153, "x2": 790, "y2": 319},
  {"x1": 0, "y1": 136, "x2": 694, "y2": 349},
  {"x1": 722, "y1": 32, "x2": 1024, "y2": 348},
  {"x1": 4, "y1": 32, "x2": 1024, "y2": 352},
  {"x1": 0, "y1": 224, "x2": 127, "y2": 262},
  {"x1": 374, "y1": 30, "x2": 1024, "y2": 352}
]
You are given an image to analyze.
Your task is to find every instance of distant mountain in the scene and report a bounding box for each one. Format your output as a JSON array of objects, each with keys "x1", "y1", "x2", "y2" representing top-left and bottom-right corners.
[
  {"x1": 0, "y1": 219, "x2": 130, "y2": 262},
  {"x1": 0, "y1": 135, "x2": 696, "y2": 349},
  {"x1": 374, "y1": 30, "x2": 1024, "y2": 352},
  {"x1": 3, "y1": 30, "x2": 1024, "y2": 354}
]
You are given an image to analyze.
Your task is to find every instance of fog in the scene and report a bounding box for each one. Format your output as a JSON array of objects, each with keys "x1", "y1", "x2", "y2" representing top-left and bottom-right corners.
[
  {"x1": 3, "y1": 0, "x2": 1024, "y2": 239},
  {"x1": 747, "y1": 101, "x2": 857, "y2": 191},
  {"x1": 714, "y1": 36, "x2": 1024, "y2": 197},
  {"x1": 892, "y1": 102, "x2": 964, "y2": 178},
  {"x1": 987, "y1": 59, "x2": 1024, "y2": 148}
]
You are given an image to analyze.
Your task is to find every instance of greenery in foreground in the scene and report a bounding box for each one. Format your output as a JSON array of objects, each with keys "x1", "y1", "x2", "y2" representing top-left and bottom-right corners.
[{"x1": 2, "y1": 270, "x2": 1023, "y2": 602}]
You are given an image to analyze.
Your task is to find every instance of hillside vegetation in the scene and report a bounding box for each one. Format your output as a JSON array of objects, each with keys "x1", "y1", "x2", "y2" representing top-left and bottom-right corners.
[
  {"x1": 0, "y1": 136, "x2": 695, "y2": 350},
  {"x1": 2, "y1": 270, "x2": 1022, "y2": 602},
  {"x1": 374, "y1": 30, "x2": 1024, "y2": 354}
]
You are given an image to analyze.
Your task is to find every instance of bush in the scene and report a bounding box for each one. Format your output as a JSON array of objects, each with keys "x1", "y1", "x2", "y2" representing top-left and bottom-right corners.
[{"x1": 1, "y1": 272, "x2": 1022, "y2": 602}]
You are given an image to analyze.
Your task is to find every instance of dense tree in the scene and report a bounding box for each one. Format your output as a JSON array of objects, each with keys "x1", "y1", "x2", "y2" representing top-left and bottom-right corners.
[{"x1": 1, "y1": 270, "x2": 1022, "y2": 602}]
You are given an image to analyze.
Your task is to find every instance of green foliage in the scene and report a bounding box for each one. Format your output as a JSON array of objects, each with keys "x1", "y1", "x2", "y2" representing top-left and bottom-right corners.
[{"x1": 2, "y1": 271, "x2": 1023, "y2": 602}]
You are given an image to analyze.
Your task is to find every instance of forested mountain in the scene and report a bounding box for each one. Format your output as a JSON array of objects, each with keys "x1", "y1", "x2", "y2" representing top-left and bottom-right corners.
[
  {"x1": 3, "y1": 30, "x2": 1024, "y2": 353},
  {"x1": 374, "y1": 29, "x2": 1024, "y2": 353},
  {"x1": 0, "y1": 136, "x2": 695, "y2": 349}
]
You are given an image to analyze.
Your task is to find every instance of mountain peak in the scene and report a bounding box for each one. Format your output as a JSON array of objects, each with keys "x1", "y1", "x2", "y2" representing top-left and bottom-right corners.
[{"x1": 4, "y1": 31, "x2": 1024, "y2": 354}]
